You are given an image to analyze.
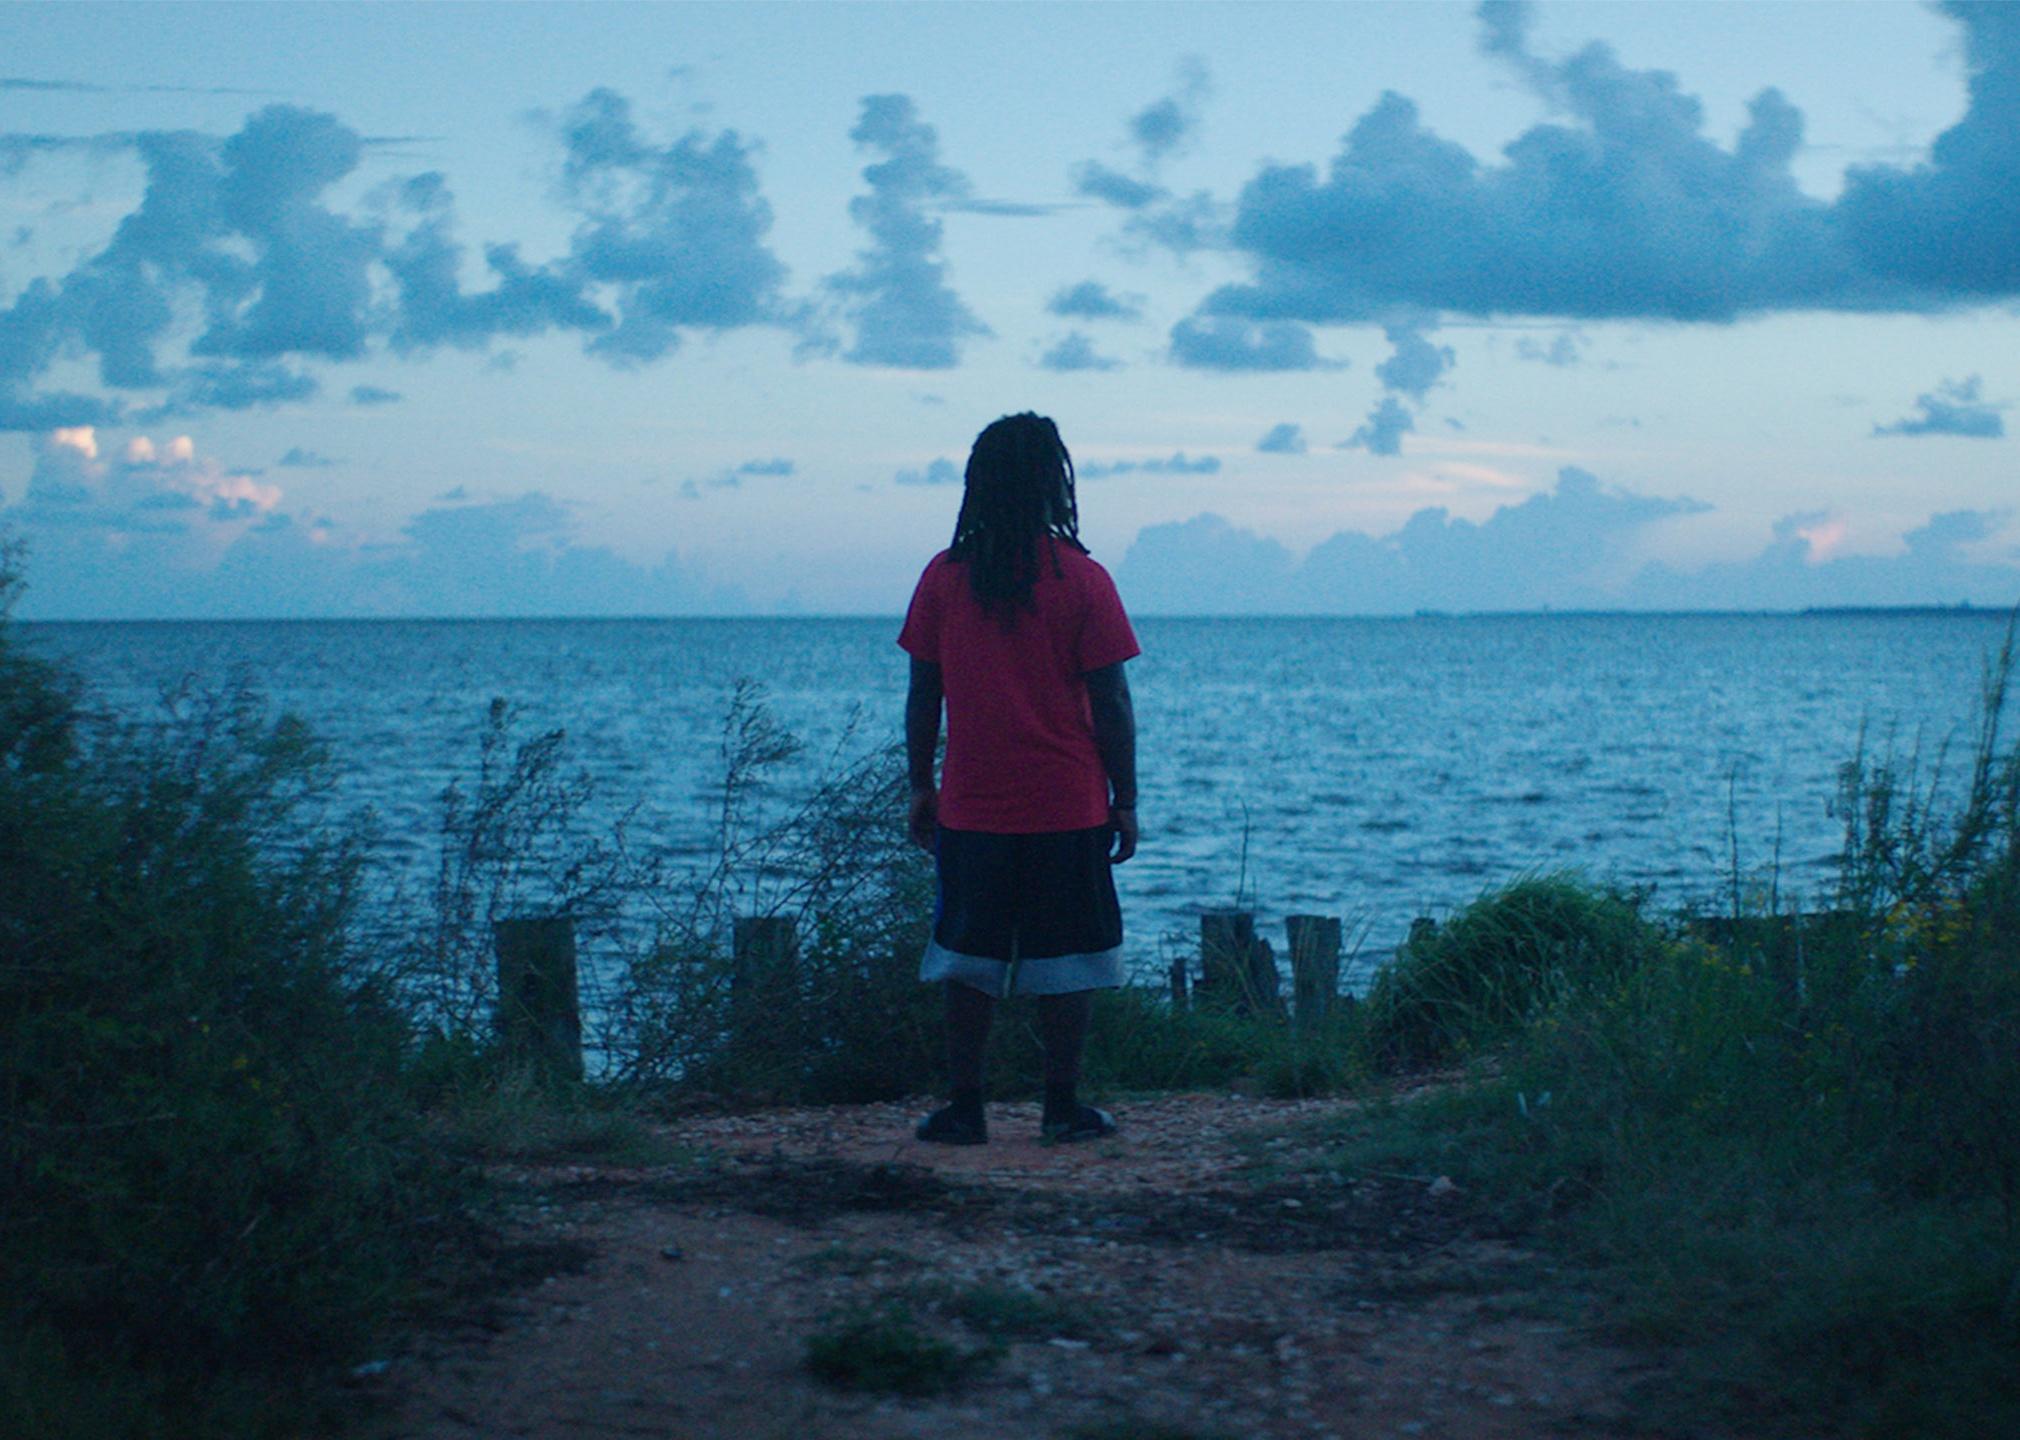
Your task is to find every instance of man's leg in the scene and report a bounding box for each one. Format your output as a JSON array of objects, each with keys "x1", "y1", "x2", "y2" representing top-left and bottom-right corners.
[
  {"x1": 1038, "y1": 990, "x2": 1113, "y2": 1139},
  {"x1": 1037, "y1": 990, "x2": 1090, "y2": 1121},
  {"x1": 918, "y1": 980, "x2": 994, "y2": 1143},
  {"x1": 945, "y1": 979, "x2": 996, "y2": 1111}
]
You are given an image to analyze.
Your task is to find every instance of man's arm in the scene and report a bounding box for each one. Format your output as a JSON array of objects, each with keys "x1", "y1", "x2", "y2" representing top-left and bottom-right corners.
[
  {"x1": 905, "y1": 657, "x2": 944, "y2": 850},
  {"x1": 1085, "y1": 661, "x2": 1138, "y2": 863}
]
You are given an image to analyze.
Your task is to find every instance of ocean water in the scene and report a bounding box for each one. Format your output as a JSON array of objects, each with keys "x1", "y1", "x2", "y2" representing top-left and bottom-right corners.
[{"x1": 20, "y1": 611, "x2": 2010, "y2": 984}]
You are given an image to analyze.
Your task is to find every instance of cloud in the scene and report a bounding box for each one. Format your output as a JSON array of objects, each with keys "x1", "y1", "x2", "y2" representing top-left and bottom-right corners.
[
  {"x1": 1129, "y1": 58, "x2": 1211, "y2": 165},
  {"x1": 1047, "y1": 281, "x2": 1142, "y2": 321},
  {"x1": 1256, "y1": 422, "x2": 1306, "y2": 455},
  {"x1": 1111, "y1": 513, "x2": 1296, "y2": 613},
  {"x1": 1120, "y1": 466, "x2": 1713, "y2": 612},
  {"x1": 349, "y1": 384, "x2": 402, "y2": 406},
  {"x1": 385, "y1": 171, "x2": 607, "y2": 354},
  {"x1": 1835, "y1": 3, "x2": 2020, "y2": 299},
  {"x1": 157, "y1": 361, "x2": 318, "y2": 413},
  {"x1": 895, "y1": 457, "x2": 961, "y2": 486},
  {"x1": 1871, "y1": 375, "x2": 2006, "y2": 439},
  {"x1": 679, "y1": 455, "x2": 797, "y2": 498},
  {"x1": 1169, "y1": 316, "x2": 1329, "y2": 371},
  {"x1": 7, "y1": 473, "x2": 748, "y2": 619},
  {"x1": 1344, "y1": 396, "x2": 1414, "y2": 456},
  {"x1": 0, "y1": 92, "x2": 796, "y2": 424},
  {"x1": 1039, "y1": 332, "x2": 1121, "y2": 372},
  {"x1": 276, "y1": 446, "x2": 337, "y2": 468},
  {"x1": 1, "y1": 75, "x2": 275, "y2": 97},
  {"x1": 1116, "y1": 465, "x2": 2020, "y2": 615},
  {"x1": 1178, "y1": 2, "x2": 2020, "y2": 333},
  {"x1": 5, "y1": 425, "x2": 281, "y2": 535},
  {"x1": 1515, "y1": 330, "x2": 1586, "y2": 366},
  {"x1": 552, "y1": 88, "x2": 790, "y2": 363},
  {"x1": 1072, "y1": 163, "x2": 1166, "y2": 210},
  {"x1": 1374, "y1": 321, "x2": 1455, "y2": 400},
  {"x1": 827, "y1": 95, "x2": 988, "y2": 369},
  {"x1": 1346, "y1": 319, "x2": 1455, "y2": 454},
  {"x1": 1080, "y1": 452, "x2": 1220, "y2": 479},
  {"x1": 1626, "y1": 506, "x2": 2020, "y2": 610}
]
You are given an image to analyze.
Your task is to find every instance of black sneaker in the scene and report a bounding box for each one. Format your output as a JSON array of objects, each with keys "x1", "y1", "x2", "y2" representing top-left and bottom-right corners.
[
  {"x1": 1040, "y1": 1105, "x2": 1116, "y2": 1144},
  {"x1": 915, "y1": 1104, "x2": 988, "y2": 1145}
]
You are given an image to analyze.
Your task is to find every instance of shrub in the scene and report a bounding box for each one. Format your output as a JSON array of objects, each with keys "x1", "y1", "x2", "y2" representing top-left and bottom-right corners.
[
  {"x1": 1334, "y1": 629, "x2": 2020, "y2": 1437},
  {"x1": 1360, "y1": 873, "x2": 1666, "y2": 1069},
  {"x1": 0, "y1": 551, "x2": 462, "y2": 1436}
]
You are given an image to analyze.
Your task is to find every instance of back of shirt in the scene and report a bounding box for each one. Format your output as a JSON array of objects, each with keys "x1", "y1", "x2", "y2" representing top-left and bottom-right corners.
[{"x1": 898, "y1": 536, "x2": 1140, "y2": 834}]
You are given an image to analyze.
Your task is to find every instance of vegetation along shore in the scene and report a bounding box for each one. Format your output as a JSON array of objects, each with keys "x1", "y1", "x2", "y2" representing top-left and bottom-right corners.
[{"x1": 4, "y1": 548, "x2": 2017, "y2": 1439}]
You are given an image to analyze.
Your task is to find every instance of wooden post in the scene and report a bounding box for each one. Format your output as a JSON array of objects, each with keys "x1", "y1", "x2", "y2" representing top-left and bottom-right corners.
[
  {"x1": 493, "y1": 916, "x2": 583, "y2": 1084},
  {"x1": 1170, "y1": 952, "x2": 1190, "y2": 1010},
  {"x1": 1200, "y1": 910, "x2": 1253, "y2": 1011},
  {"x1": 1287, "y1": 915, "x2": 1343, "y2": 1025},
  {"x1": 1200, "y1": 911, "x2": 1280, "y2": 1015}
]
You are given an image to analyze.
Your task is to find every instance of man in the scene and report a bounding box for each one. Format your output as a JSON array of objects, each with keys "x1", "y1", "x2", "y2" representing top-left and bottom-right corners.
[{"x1": 898, "y1": 412, "x2": 1140, "y2": 1145}]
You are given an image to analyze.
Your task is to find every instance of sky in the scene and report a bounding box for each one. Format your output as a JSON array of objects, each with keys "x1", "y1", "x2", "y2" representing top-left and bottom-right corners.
[{"x1": 1, "y1": 0, "x2": 2016, "y2": 618}]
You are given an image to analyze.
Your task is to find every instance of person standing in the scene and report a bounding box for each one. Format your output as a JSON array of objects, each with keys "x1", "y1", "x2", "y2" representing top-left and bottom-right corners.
[{"x1": 898, "y1": 412, "x2": 1141, "y2": 1145}]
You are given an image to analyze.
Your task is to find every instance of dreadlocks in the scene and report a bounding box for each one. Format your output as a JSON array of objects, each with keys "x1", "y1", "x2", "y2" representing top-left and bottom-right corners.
[{"x1": 947, "y1": 412, "x2": 1087, "y2": 622}]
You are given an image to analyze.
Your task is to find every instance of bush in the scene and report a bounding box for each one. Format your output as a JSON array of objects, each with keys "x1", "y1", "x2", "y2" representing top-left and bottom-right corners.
[
  {"x1": 0, "y1": 551, "x2": 462, "y2": 1437},
  {"x1": 1334, "y1": 632, "x2": 2020, "y2": 1437},
  {"x1": 1360, "y1": 873, "x2": 1666, "y2": 1069}
]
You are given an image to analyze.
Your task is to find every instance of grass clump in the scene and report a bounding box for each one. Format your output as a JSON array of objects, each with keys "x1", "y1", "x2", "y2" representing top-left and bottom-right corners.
[
  {"x1": 803, "y1": 1301, "x2": 992, "y2": 1395},
  {"x1": 1360, "y1": 874, "x2": 1665, "y2": 1070}
]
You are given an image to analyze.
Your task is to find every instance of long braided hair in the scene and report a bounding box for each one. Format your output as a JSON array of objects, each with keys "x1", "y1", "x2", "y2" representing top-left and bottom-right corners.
[{"x1": 947, "y1": 412, "x2": 1086, "y2": 622}]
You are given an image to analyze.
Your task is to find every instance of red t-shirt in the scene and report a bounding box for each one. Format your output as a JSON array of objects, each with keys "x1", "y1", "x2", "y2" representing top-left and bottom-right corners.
[{"x1": 898, "y1": 537, "x2": 1140, "y2": 833}]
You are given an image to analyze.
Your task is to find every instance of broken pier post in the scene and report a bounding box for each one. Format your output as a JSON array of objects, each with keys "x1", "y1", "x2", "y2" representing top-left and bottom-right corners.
[
  {"x1": 493, "y1": 915, "x2": 584, "y2": 1084},
  {"x1": 1199, "y1": 910, "x2": 1281, "y2": 1015},
  {"x1": 1286, "y1": 914, "x2": 1343, "y2": 1025}
]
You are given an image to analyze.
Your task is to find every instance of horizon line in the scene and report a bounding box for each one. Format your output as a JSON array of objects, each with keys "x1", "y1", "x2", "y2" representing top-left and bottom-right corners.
[{"x1": 14, "y1": 601, "x2": 2012, "y2": 626}]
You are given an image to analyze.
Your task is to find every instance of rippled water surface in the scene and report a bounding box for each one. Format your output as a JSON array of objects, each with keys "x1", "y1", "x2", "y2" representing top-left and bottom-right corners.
[{"x1": 23, "y1": 612, "x2": 2008, "y2": 979}]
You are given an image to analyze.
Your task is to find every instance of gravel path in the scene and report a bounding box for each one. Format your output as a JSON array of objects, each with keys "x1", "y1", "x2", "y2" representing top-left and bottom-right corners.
[{"x1": 358, "y1": 1094, "x2": 1670, "y2": 1440}]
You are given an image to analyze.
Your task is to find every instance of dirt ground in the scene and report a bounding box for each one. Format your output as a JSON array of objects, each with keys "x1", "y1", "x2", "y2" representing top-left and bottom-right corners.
[{"x1": 356, "y1": 1094, "x2": 1672, "y2": 1440}]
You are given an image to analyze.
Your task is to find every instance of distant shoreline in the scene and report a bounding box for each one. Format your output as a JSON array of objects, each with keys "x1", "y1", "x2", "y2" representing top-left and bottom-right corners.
[{"x1": 14, "y1": 602, "x2": 2012, "y2": 626}]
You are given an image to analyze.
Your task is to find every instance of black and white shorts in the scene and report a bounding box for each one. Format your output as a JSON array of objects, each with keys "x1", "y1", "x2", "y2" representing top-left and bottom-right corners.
[{"x1": 920, "y1": 825, "x2": 1126, "y2": 996}]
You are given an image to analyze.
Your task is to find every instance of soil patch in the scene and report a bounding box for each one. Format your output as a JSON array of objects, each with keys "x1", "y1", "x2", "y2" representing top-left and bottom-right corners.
[{"x1": 359, "y1": 1094, "x2": 1673, "y2": 1440}]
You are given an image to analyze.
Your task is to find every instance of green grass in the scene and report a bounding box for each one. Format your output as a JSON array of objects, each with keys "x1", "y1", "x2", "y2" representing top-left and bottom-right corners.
[
  {"x1": 1333, "y1": 858, "x2": 2020, "y2": 1436},
  {"x1": 802, "y1": 1301, "x2": 993, "y2": 1395}
]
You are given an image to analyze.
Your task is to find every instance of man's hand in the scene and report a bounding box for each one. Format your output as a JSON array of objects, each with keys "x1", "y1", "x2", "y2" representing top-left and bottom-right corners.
[
  {"x1": 1109, "y1": 805, "x2": 1138, "y2": 864},
  {"x1": 909, "y1": 787, "x2": 939, "y2": 852}
]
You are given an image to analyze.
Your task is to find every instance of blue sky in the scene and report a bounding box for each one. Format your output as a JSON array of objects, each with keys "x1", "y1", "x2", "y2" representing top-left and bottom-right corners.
[{"x1": 1, "y1": 0, "x2": 2015, "y2": 617}]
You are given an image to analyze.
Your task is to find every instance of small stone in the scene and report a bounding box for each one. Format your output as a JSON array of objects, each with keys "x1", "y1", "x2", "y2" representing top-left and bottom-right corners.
[
  {"x1": 1428, "y1": 1175, "x2": 1460, "y2": 1198},
  {"x1": 349, "y1": 1359, "x2": 392, "y2": 1378},
  {"x1": 660, "y1": 1244, "x2": 685, "y2": 1261}
]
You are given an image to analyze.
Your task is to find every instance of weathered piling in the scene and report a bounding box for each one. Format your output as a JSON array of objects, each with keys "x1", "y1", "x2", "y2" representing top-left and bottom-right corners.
[
  {"x1": 493, "y1": 915, "x2": 583, "y2": 1083},
  {"x1": 1199, "y1": 910, "x2": 1281, "y2": 1015},
  {"x1": 1286, "y1": 914, "x2": 1343, "y2": 1024},
  {"x1": 1170, "y1": 952, "x2": 1190, "y2": 1010}
]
